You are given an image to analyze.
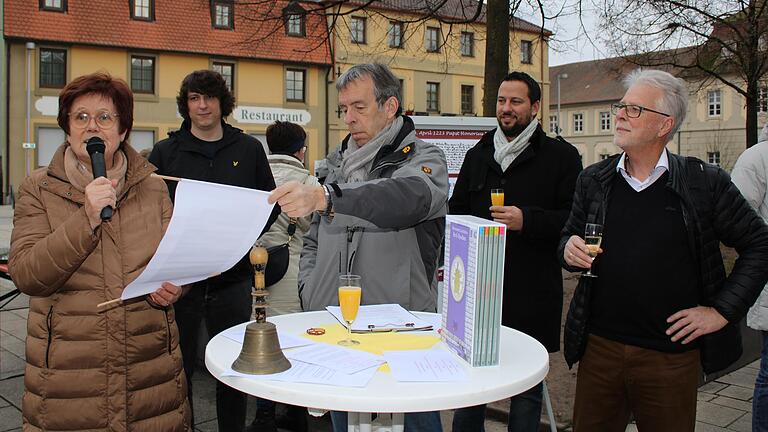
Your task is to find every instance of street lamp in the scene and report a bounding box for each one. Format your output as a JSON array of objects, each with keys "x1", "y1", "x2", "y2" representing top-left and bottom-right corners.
[{"x1": 556, "y1": 73, "x2": 569, "y2": 135}]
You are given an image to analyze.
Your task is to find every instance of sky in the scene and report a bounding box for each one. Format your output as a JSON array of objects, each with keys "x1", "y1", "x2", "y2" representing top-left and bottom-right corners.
[{"x1": 517, "y1": 1, "x2": 610, "y2": 66}]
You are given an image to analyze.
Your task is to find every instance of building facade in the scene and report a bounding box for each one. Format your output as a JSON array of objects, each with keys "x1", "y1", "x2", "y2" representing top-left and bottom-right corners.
[
  {"x1": 325, "y1": 0, "x2": 551, "y2": 149},
  {"x1": 550, "y1": 58, "x2": 768, "y2": 170},
  {"x1": 3, "y1": 0, "x2": 332, "y2": 198}
]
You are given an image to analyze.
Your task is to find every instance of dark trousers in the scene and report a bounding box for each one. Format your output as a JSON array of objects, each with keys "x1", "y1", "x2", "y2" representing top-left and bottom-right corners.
[
  {"x1": 573, "y1": 334, "x2": 700, "y2": 432},
  {"x1": 753, "y1": 331, "x2": 768, "y2": 431},
  {"x1": 451, "y1": 382, "x2": 543, "y2": 432},
  {"x1": 176, "y1": 278, "x2": 252, "y2": 432}
]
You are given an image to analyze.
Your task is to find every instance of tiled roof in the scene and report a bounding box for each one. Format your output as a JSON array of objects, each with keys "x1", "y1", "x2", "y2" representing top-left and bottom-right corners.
[
  {"x1": 4, "y1": 0, "x2": 332, "y2": 65},
  {"x1": 340, "y1": 0, "x2": 551, "y2": 36}
]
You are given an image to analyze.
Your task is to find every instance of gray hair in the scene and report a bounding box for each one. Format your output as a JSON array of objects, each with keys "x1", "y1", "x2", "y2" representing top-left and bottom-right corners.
[
  {"x1": 759, "y1": 123, "x2": 768, "y2": 143},
  {"x1": 336, "y1": 63, "x2": 402, "y2": 116},
  {"x1": 623, "y1": 69, "x2": 688, "y2": 139}
]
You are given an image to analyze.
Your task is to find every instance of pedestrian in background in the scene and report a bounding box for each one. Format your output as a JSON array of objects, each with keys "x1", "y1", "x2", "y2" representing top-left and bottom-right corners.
[
  {"x1": 731, "y1": 122, "x2": 768, "y2": 432},
  {"x1": 248, "y1": 120, "x2": 318, "y2": 432}
]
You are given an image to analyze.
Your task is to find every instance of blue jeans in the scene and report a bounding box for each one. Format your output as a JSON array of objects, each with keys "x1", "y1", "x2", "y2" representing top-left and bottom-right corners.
[
  {"x1": 331, "y1": 411, "x2": 442, "y2": 432},
  {"x1": 452, "y1": 382, "x2": 543, "y2": 432},
  {"x1": 176, "y1": 278, "x2": 252, "y2": 432},
  {"x1": 755, "y1": 332, "x2": 768, "y2": 431}
]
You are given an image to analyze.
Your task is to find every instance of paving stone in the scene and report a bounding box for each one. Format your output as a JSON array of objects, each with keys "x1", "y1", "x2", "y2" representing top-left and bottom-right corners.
[
  {"x1": 717, "y1": 385, "x2": 753, "y2": 401},
  {"x1": 0, "y1": 376, "x2": 23, "y2": 410},
  {"x1": 746, "y1": 359, "x2": 761, "y2": 370},
  {"x1": 0, "y1": 396, "x2": 7, "y2": 408},
  {"x1": 0, "y1": 350, "x2": 25, "y2": 379},
  {"x1": 694, "y1": 422, "x2": 729, "y2": 431},
  {"x1": 717, "y1": 370, "x2": 759, "y2": 388},
  {"x1": 710, "y1": 395, "x2": 752, "y2": 412},
  {"x1": 0, "y1": 320, "x2": 25, "y2": 339},
  {"x1": 0, "y1": 405, "x2": 21, "y2": 432},
  {"x1": 727, "y1": 413, "x2": 752, "y2": 432},
  {"x1": 0, "y1": 337, "x2": 24, "y2": 359},
  {"x1": 624, "y1": 424, "x2": 638, "y2": 431},
  {"x1": 700, "y1": 381, "x2": 729, "y2": 394},
  {"x1": 696, "y1": 400, "x2": 744, "y2": 427}
]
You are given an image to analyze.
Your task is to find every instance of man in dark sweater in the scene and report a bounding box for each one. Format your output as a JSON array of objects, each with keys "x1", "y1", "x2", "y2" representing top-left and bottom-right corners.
[
  {"x1": 449, "y1": 71, "x2": 582, "y2": 431},
  {"x1": 149, "y1": 70, "x2": 278, "y2": 432},
  {"x1": 560, "y1": 69, "x2": 768, "y2": 431}
]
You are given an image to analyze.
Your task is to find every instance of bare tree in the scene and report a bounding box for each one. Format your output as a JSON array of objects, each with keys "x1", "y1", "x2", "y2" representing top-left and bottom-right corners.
[{"x1": 597, "y1": 0, "x2": 768, "y2": 148}]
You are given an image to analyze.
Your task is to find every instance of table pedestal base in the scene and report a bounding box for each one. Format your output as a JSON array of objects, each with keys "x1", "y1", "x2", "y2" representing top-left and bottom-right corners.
[{"x1": 347, "y1": 412, "x2": 405, "y2": 432}]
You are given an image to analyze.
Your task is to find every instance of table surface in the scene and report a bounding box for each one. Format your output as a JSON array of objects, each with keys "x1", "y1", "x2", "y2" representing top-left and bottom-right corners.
[{"x1": 205, "y1": 311, "x2": 549, "y2": 413}]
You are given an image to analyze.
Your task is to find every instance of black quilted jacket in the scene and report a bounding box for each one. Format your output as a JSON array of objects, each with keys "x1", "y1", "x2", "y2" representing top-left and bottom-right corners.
[{"x1": 558, "y1": 151, "x2": 768, "y2": 375}]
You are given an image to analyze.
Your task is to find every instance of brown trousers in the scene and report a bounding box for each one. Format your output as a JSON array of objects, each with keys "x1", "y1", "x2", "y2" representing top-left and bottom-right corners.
[{"x1": 573, "y1": 334, "x2": 700, "y2": 432}]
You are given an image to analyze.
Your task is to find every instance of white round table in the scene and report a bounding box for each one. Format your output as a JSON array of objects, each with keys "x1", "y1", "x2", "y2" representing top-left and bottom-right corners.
[{"x1": 205, "y1": 311, "x2": 549, "y2": 431}]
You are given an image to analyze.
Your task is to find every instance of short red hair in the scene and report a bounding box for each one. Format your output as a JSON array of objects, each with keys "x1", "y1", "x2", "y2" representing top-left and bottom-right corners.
[{"x1": 57, "y1": 72, "x2": 134, "y2": 141}]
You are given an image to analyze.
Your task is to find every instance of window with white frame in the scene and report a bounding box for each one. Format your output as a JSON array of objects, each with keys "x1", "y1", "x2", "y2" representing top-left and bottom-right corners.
[
  {"x1": 130, "y1": 130, "x2": 156, "y2": 153},
  {"x1": 520, "y1": 40, "x2": 533, "y2": 64},
  {"x1": 426, "y1": 27, "x2": 440, "y2": 52},
  {"x1": 37, "y1": 127, "x2": 65, "y2": 167},
  {"x1": 213, "y1": 1, "x2": 233, "y2": 29},
  {"x1": 40, "y1": 0, "x2": 65, "y2": 11},
  {"x1": 389, "y1": 21, "x2": 403, "y2": 48},
  {"x1": 708, "y1": 90, "x2": 721, "y2": 117},
  {"x1": 759, "y1": 86, "x2": 767, "y2": 113},
  {"x1": 573, "y1": 113, "x2": 583, "y2": 133},
  {"x1": 130, "y1": 55, "x2": 155, "y2": 94},
  {"x1": 600, "y1": 111, "x2": 611, "y2": 131},
  {"x1": 40, "y1": 48, "x2": 67, "y2": 88},
  {"x1": 131, "y1": 0, "x2": 152, "y2": 20},
  {"x1": 286, "y1": 69, "x2": 306, "y2": 102},
  {"x1": 549, "y1": 115, "x2": 557, "y2": 134},
  {"x1": 460, "y1": 32, "x2": 474, "y2": 57},
  {"x1": 707, "y1": 151, "x2": 721, "y2": 166},
  {"x1": 350, "y1": 17, "x2": 366, "y2": 44},
  {"x1": 286, "y1": 14, "x2": 305, "y2": 36},
  {"x1": 461, "y1": 85, "x2": 474, "y2": 114},
  {"x1": 212, "y1": 62, "x2": 234, "y2": 93},
  {"x1": 426, "y1": 82, "x2": 440, "y2": 112}
]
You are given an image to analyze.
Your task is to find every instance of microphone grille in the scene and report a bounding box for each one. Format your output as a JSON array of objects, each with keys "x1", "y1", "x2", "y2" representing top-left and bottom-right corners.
[{"x1": 85, "y1": 137, "x2": 106, "y2": 155}]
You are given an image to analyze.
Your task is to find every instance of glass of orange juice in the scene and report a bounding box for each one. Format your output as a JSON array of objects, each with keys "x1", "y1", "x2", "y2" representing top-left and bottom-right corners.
[
  {"x1": 491, "y1": 188, "x2": 505, "y2": 207},
  {"x1": 338, "y1": 274, "x2": 362, "y2": 346}
]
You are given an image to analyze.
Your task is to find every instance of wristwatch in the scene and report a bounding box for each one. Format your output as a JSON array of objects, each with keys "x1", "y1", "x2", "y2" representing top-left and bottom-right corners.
[{"x1": 319, "y1": 184, "x2": 334, "y2": 220}]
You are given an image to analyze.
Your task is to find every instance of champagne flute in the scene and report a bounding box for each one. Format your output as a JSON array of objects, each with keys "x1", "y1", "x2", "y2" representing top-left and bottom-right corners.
[
  {"x1": 338, "y1": 274, "x2": 362, "y2": 346},
  {"x1": 491, "y1": 188, "x2": 505, "y2": 207},
  {"x1": 583, "y1": 223, "x2": 603, "y2": 278}
]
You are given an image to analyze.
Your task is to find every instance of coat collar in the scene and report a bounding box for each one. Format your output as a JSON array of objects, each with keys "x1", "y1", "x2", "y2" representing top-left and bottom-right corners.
[{"x1": 44, "y1": 143, "x2": 156, "y2": 204}]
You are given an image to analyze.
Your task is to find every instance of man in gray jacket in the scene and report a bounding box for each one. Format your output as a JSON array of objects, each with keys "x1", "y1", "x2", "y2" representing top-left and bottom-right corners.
[
  {"x1": 269, "y1": 63, "x2": 448, "y2": 432},
  {"x1": 732, "y1": 122, "x2": 768, "y2": 431}
]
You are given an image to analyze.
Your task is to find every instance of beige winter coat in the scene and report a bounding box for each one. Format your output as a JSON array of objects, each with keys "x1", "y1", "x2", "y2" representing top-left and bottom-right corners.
[{"x1": 9, "y1": 143, "x2": 190, "y2": 431}]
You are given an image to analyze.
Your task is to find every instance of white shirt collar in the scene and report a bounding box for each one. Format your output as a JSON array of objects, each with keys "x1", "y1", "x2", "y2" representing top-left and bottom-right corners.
[{"x1": 616, "y1": 149, "x2": 669, "y2": 192}]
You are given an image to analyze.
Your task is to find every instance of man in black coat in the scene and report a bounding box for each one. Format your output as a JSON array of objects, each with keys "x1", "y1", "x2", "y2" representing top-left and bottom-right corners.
[
  {"x1": 560, "y1": 69, "x2": 768, "y2": 431},
  {"x1": 149, "y1": 70, "x2": 278, "y2": 432},
  {"x1": 449, "y1": 71, "x2": 582, "y2": 431}
]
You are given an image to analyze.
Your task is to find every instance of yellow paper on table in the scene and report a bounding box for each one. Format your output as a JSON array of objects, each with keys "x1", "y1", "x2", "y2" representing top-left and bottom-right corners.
[{"x1": 302, "y1": 323, "x2": 441, "y2": 372}]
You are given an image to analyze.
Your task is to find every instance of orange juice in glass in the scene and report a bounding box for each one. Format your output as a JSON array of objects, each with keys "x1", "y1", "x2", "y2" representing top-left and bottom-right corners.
[
  {"x1": 491, "y1": 188, "x2": 505, "y2": 207},
  {"x1": 338, "y1": 275, "x2": 362, "y2": 346}
]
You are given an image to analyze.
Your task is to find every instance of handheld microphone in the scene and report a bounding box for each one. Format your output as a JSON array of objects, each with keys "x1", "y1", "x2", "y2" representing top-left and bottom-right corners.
[{"x1": 85, "y1": 137, "x2": 113, "y2": 221}]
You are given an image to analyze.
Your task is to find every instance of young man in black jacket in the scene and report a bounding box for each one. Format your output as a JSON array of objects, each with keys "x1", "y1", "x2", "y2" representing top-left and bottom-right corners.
[
  {"x1": 560, "y1": 68, "x2": 768, "y2": 431},
  {"x1": 149, "y1": 70, "x2": 278, "y2": 432},
  {"x1": 449, "y1": 71, "x2": 582, "y2": 431}
]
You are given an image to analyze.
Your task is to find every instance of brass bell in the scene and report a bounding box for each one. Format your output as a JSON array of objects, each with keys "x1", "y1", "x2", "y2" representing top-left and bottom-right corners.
[
  {"x1": 231, "y1": 245, "x2": 291, "y2": 375},
  {"x1": 231, "y1": 321, "x2": 291, "y2": 375}
]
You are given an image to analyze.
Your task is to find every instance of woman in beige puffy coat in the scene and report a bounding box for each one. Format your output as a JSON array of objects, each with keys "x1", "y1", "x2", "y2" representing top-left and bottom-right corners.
[{"x1": 9, "y1": 73, "x2": 190, "y2": 431}]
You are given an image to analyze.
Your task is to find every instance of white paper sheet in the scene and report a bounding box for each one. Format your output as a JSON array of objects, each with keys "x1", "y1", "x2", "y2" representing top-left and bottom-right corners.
[
  {"x1": 383, "y1": 349, "x2": 469, "y2": 382},
  {"x1": 121, "y1": 178, "x2": 274, "y2": 300},
  {"x1": 221, "y1": 359, "x2": 378, "y2": 388},
  {"x1": 326, "y1": 304, "x2": 434, "y2": 332},
  {"x1": 283, "y1": 342, "x2": 385, "y2": 374},
  {"x1": 220, "y1": 326, "x2": 313, "y2": 350}
]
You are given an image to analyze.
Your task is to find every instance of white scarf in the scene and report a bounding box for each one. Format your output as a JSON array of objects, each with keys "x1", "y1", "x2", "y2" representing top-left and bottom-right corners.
[
  {"x1": 493, "y1": 119, "x2": 539, "y2": 172},
  {"x1": 340, "y1": 116, "x2": 404, "y2": 183}
]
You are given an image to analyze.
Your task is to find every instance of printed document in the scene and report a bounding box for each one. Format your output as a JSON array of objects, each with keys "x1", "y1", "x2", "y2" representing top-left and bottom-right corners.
[
  {"x1": 121, "y1": 179, "x2": 274, "y2": 300},
  {"x1": 383, "y1": 349, "x2": 469, "y2": 382},
  {"x1": 283, "y1": 342, "x2": 384, "y2": 374},
  {"x1": 221, "y1": 359, "x2": 378, "y2": 388},
  {"x1": 326, "y1": 304, "x2": 433, "y2": 332}
]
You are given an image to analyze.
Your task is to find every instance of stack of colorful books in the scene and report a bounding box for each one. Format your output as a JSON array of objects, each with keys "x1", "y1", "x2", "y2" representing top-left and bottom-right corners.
[{"x1": 441, "y1": 215, "x2": 506, "y2": 367}]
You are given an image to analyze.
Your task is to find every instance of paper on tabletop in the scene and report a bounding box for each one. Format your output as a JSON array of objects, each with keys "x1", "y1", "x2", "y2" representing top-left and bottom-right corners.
[
  {"x1": 383, "y1": 349, "x2": 469, "y2": 382},
  {"x1": 121, "y1": 178, "x2": 275, "y2": 300},
  {"x1": 326, "y1": 304, "x2": 434, "y2": 332},
  {"x1": 283, "y1": 342, "x2": 385, "y2": 374},
  {"x1": 220, "y1": 359, "x2": 378, "y2": 388}
]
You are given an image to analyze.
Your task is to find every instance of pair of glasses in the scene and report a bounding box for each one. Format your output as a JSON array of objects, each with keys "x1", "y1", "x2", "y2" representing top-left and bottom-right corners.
[
  {"x1": 611, "y1": 103, "x2": 670, "y2": 118},
  {"x1": 68, "y1": 111, "x2": 119, "y2": 129}
]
